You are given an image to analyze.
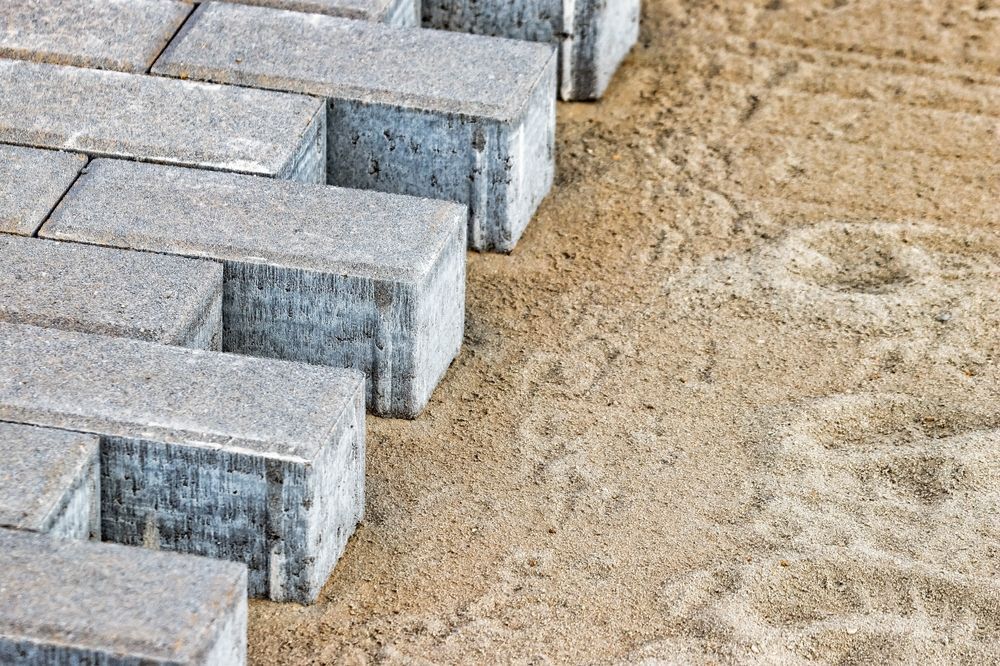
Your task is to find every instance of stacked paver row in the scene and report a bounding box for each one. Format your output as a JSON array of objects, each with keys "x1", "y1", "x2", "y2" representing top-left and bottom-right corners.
[{"x1": 0, "y1": 0, "x2": 639, "y2": 662}]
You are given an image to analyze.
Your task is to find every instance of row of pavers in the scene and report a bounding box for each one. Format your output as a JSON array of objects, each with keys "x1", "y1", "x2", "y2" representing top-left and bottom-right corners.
[{"x1": 0, "y1": 0, "x2": 640, "y2": 662}]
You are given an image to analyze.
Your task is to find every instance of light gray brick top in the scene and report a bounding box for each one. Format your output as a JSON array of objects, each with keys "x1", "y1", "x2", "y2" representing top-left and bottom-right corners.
[
  {"x1": 154, "y1": 2, "x2": 556, "y2": 121},
  {"x1": 0, "y1": 422, "x2": 98, "y2": 532},
  {"x1": 0, "y1": 529, "x2": 246, "y2": 663},
  {"x1": 0, "y1": 235, "x2": 221, "y2": 344},
  {"x1": 43, "y1": 159, "x2": 467, "y2": 282},
  {"x1": 0, "y1": 144, "x2": 85, "y2": 236},
  {"x1": 221, "y1": 0, "x2": 398, "y2": 20},
  {"x1": 0, "y1": 0, "x2": 190, "y2": 74},
  {"x1": 0, "y1": 323, "x2": 364, "y2": 461},
  {"x1": 0, "y1": 59, "x2": 325, "y2": 178}
]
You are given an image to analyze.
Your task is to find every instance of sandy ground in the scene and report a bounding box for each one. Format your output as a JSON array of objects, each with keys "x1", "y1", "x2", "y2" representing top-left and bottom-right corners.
[{"x1": 252, "y1": 1, "x2": 1000, "y2": 663}]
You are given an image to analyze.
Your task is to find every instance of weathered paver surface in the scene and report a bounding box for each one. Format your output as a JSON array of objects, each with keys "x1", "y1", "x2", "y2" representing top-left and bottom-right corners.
[
  {"x1": 0, "y1": 59, "x2": 326, "y2": 182},
  {"x1": 0, "y1": 235, "x2": 223, "y2": 349},
  {"x1": 0, "y1": 422, "x2": 99, "y2": 539},
  {"x1": 423, "y1": 0, "x2": 642, "y2": 100},
  {"x1": 222, "y1": 0, "x2": 419, "y2": 25},
  {"x1": 43, "y1": 159, "x2": 466, "y2": 418},
  {"x1": 154, "y1": 2, "x2": 557, "y2": 252},
  {"x1": 0, "y1": 322, "x2": 365, "y2": 603},
  {"x1": 0, "y1": 528, "x2": 247, "y2": 665},
  {"x1": 0, "y1": 144, "x2": 85, "y2": 236},
  {"x1": 0, "y1": 0, "x2": 190, "y2": 73}
]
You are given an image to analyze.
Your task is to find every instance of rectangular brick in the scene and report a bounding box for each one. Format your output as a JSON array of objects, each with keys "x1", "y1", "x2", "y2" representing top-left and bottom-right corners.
[
  {"x1": 0, "y1": 322, "x2": 366, "y2": 603},
  {"x1": 153, "y1": 2, "x2": 556, "y2": 252},
  {"x1": 222, "y1": 0, "x2": 419, "y2": 25},
  {"x1": 0, "y1": 422, "x2": 99, "y2": 539},
  {"x1": 0, "y1": 235, "x2": 223, "y2": 349},
  {"x1": 43, "y1": 158, "x2": 466, "y2": 418},
  {"x1": 422, "y1": 0, "x2": 641, "y2": 100},
  {"x1": 0, "y1": 59, "x2": 326, "y2": 182},
  {"x1": 0, "y1": 529, "x2": 246, "y2": 665},
  {"x1": 0, "y1": 144, "x2": 85, "y2": 236},
  {"x1": 0, "y1": 0, "x2": 190, "y2": 74}
]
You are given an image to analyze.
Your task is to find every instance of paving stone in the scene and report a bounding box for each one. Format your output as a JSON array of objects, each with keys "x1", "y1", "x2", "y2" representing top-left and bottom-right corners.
[
  {"x1": 0, "y1": 528, "x2": 247, "y2": 665},
  {"x1": 0, "y1": 422, "x2": 100, "y2": 539},
  {"x1": 0, "y1": 235, "x2": 223, "y2": 350},
  {"x1": 154, "y1": 2, "x2": 556, "y2": 252},
  {"x1": 43, "y1": 158, "x2": 466, "y2": 418},
  {"x1": 0, "y1": 59, "x2": 326, "y2": 182},
  {"x1": 422, "y1": 0, "x2": 641, "y2": 101},
  {"x1": 0, "y1": 322, "x2": 366, "y2": 603},
  {"x1": 221, "y1": 0, "x2": 419, "y2": 26},
  {"x1": 0, "y1": 0, "x2": 191, "y2": 74},
  {"x1": 0, "y1": 144, "x2": 86, "y2": 236}
]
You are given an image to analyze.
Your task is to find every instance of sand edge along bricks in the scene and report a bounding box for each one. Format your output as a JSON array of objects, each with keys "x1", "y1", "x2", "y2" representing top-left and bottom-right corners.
[
  {"x1": 221, "y1": 0, "x2": 419, "y2": 26},
  {"x1": 0, "y1": 423, "x2": 100, "y2": 540},
  {"x1": 0, "y1": 0, "x2": 191, "y2": 74},
  {"x1": 43, "y1": 158, "x2": 467, "y2": 419},
  {"x1": 0, "y1": 323, "x2": 366, "y2": 603},
  {"x1": 0, "y1": 235, "x2": 223, "y2": 350},
  {"x1": 0, "y1": 529, "x2": 247, "y2": 665},
  {"x1": 0, "y1": 59, "x2": 326, "y2": 183},
  {"x1": 153, "y1": 2, "x2": 557, "y2": 253},
  {"x1": 422, "y1": 0, "x2": 642, "y2": 101},
  {"x1": 0, "y1": 144, "x2": 86, "y2": 236}
]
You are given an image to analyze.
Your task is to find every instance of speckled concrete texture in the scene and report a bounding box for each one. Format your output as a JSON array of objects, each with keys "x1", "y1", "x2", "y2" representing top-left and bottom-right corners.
[
  {"x1": 0, "y1": 322, "x2": 366, "y2": 603},
  {"x1": 44, "y1": 158, "x2": 467, "y2": 418},
  {"x1": 0, "y1": 422, "x2": 99, "y2": 539},
  {"x1": 0, "y1": 235, "x2": 223, "y2": 349},
  {"x1": 0, "y1": 528, "x2": 247, "y2": 665},
  {"x1": 221, "y1": 0, "x2": 419, "y2": 26},
  {"x1": 0, "y1": 144, "x2": 85, "y2": 236},
  {"x1": 0, "y1": 59, "x2": 326, "y2": 182},
  {"x1": 0, "y1": 0, "x2": 191, "y2": 73},
  {"x1": 423, "y1": 0, "x2": 641, "y2": 100},
  {"x1": 153, "y1": 2, "x2": 556, "y2": 252}
]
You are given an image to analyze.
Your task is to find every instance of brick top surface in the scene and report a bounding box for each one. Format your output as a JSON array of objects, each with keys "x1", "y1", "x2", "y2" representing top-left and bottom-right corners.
[
  {"x1": 0, "y1": 235, "x2": 222, "y2": 344},
  {"x1": 43, "y1": 159, "x2": 467, "y2": 282},
  {"x1": 0, "y1": 59, "x2": 324, "y2": 178},
  {"x1": 0, "y1": 144, "x2": 85, "y2": 236},
  {"x1": 0, "y1": 529, "x2": 246, "y2": 662},
  {"x1": 0, "y1": 0, "x2": 190, "y2": 73},
  {"x1": 220, "y1": 0, "x2": 396, "y2": 20},
  {"x1": 154, "y1": 2, "x2": 556, "y2": 121},
  {"x1": 0, "y1": 422, "x2": 98, "y2": 532},
  {"x1": 0, "y1": 323, "x2": 364, "y2": 461}
]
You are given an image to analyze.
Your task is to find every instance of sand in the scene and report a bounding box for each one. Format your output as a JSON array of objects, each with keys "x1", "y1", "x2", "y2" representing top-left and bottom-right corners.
[{"x1": 251, "y1": 1, "x2": 1000, "y2": 662}]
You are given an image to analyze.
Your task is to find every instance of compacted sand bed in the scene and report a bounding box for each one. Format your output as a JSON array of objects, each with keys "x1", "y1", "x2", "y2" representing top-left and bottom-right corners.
[{"x1": 253, "y1": 1, "x2": 1000, "y2": 662}]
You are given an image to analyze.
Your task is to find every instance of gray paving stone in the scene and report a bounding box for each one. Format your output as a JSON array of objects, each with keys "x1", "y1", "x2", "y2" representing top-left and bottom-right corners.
[
  {"x1": 153, "y1": 2, "x2": 556, "y2": 252},
  {"x1": 221, "y1": 0, "x2": 419, "y2": 26},
  {"x1": 0, "y1": 422, "x2": 99, "y2": 539},
  {"x1": 43, "y1": 158, "x2": 467, "y2": 418},
  {"x1": 0, "y1": 528, "x2": 247, "y2": 665},
  {"x1": 422, "y1": 0, "x2": 641, "y2": 100},
  {"x1": 0, "y1": 0, "x2": 191, "y2": 74},
  {"x1": 0, "y1": 59, "x2": 326, "y2": 182},
  {"x1": 0, "y1": 144, "x2": 86, "y2": 236},
  {"x1": 0, "y1": 322, "x2": 366, "y2": 603},
  {"x1": 0, "y1": 235, "x2": 223, "y2": 350}
]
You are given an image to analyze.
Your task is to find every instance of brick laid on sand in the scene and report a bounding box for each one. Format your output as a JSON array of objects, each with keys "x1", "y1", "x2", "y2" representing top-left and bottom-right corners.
[
  {"x1": 0, "y1": 144, "x2": 85, "y2": 236},
  {"x1": 0, "y1": 0, "x2": 190, "y2": 73},
  {"x1": 43, "y1": 158, "x2": 467, "y2": 418},
  {"x1": 0, "y1": 422, "x2": 99, "y2": 540},
  {"x1": 0, "y1": 322, "x2": 366, "y2": 603},
  {"x1": 0, "y1": 529, "x2": 247, "y2": 665},
  {"x1": 0, "y1": 59, "x2": 326, "y2": 182},
  {"x1": 154, "y1": 2, "x2": 556, "y2": 252},
  {"x1": 221, "y1": 0, "x2": 419, "y2": 26},
  {"x1": 423, "y1": 0, "x2": 641, "y2": 101},
  {"x1": 0, "y1": 235, "x2": 223, "y2": 350}
]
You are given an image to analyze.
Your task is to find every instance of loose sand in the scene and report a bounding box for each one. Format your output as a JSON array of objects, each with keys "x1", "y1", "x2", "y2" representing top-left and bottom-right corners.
[{"x1": 252, "y1": 1, "x2": 1000, "y2": 662}]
